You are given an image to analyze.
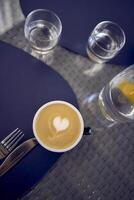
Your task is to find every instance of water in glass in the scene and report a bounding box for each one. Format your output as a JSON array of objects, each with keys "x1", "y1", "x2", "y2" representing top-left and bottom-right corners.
[
  {"x1": 87, "y1": 21, "x2": 125, "y2": 63},
  {"x1": 26, "y1": 20, "x2": 59, "y2": 53},
  {"x1": 87, "y1": 32, "x2": 118, "y2": 63}
]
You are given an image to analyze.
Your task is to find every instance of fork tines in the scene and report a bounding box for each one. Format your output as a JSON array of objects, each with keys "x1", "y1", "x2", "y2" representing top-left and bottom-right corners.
[{"x1": 1, "y1": 128, "x2": 24, "y2": 151}]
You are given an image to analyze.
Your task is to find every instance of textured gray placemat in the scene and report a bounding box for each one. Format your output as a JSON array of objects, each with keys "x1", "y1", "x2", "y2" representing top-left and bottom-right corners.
[{"x1": 0, "y1": 1, "x2": 134, "y2": 200}]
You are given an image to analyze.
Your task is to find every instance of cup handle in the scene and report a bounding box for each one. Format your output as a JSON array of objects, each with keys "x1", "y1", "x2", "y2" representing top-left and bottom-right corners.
[{"x1": 83, "y1": 127, "x2": 92, "y2": 135}]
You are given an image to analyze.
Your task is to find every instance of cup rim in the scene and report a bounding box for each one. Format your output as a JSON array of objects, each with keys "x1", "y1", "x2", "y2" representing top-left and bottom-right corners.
[
  {"x1": 25, "y1": 8, "x2": 62, "y2": 41},
  {"x1": 91, "y1": 20, "x2": 126, "y2": 53},
  {"x1": 33, "y1": 100, "x2": 84, "y2": 153}
]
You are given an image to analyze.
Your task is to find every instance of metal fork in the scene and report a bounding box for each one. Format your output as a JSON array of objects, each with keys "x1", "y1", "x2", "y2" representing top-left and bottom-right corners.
[{"x1": 0, "y1": 128, "x2": 24, "y2": 159}]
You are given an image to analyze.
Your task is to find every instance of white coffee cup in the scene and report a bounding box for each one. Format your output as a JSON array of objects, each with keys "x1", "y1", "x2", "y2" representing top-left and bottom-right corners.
[{"x1": 33, "y1": 101, "x2": 84, "y2": 152}]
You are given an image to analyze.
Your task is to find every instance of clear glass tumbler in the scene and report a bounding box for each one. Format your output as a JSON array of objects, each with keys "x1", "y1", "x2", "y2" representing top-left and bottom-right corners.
[
  {"x1": 83, "y1": 65, "x2": 134, "y2": 130},
  {"x1": 87, "y1": 21, "x2": 126, "y2": 63},
  {"x1": 24, "y1": 9, "x2": 62, "y2": 54}
]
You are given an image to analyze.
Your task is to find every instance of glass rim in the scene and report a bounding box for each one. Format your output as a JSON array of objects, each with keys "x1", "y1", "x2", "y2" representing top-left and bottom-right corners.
[
  {"x1": 25, "y1": 8, "x2": 62, "y2": 41},
  {"x1": 110, "y1": 64, "x2": 134, "y2": 85},
  {"x1": 91, "y1": 21, "x2": 126, "y2": 53}
]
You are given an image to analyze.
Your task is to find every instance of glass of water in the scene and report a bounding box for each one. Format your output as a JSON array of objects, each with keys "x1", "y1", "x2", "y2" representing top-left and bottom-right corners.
[
  {"x1": 83, "y1": 65, "x2": 134, "y2": 130},
  {"x1": 24, "y1": 9, "x2": 62, "y2": 54},
  {"x1": 87, "y1": 21, "x2": 126, "y2": 63}
]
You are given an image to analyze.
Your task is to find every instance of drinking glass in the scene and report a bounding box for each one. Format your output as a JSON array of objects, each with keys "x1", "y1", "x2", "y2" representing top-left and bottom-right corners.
[
  {"x1": 87, "y1": 21, "x2": 126, "y2": 63},
  {"x1": 24, "y1": 9, "x2": 62, "y2": 54},
  {"x1": 83, "y1": 65, "x2": 134, "y2": 130}
]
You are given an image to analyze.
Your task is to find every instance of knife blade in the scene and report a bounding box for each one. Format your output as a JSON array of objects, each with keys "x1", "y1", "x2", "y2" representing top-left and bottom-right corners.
[{"x1": 0, "y1": 138, "x2": 38, "y2": 176}]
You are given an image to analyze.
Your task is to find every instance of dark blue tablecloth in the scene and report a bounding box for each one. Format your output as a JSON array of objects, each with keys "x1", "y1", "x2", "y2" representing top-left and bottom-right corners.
[
  {"x1": 20, "y1": 0, "x2": 134, "y2": 65},
  {"x1": 0, "y1": 41, "x2": 78, "y2": 200}
]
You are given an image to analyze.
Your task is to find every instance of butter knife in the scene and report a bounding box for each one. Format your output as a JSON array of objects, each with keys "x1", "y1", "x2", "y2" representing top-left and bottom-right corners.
[{"x1": 0, "y1": 138, "x2": 38, "y2": 177}]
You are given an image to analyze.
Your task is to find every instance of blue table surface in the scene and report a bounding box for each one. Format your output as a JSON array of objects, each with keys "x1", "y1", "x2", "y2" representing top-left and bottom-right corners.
[
  {"x1": 20, "y1": 0, "x2": 134, "y2": 66},
  {"x1": 0, "y1": 41, "x2": 78, "y2": 200}
]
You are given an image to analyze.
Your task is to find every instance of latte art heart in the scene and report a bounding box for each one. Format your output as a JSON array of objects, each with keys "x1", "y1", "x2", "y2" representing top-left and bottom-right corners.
[{"x1": 53, "y1": 116, "x2": 70, "y2": 132}]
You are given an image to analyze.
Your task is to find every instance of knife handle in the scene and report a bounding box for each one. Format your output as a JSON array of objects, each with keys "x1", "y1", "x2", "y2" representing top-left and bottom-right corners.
[{"x1": 0, "y1": 138, "x2": 38, "y2": 176}]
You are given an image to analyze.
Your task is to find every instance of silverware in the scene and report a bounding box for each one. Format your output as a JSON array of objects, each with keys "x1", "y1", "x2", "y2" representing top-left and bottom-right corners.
[
  {"x1": 0, "y1": 138, "x2": 38, "y2": 176},
  {"x1": 0, "y1": 128, "x2": 24, "y2": 159}
]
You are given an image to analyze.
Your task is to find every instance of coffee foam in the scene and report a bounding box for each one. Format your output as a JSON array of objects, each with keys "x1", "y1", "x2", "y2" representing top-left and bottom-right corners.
[{"x1": 33, "y1": 101, "x2": 84, "y2": 152}]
